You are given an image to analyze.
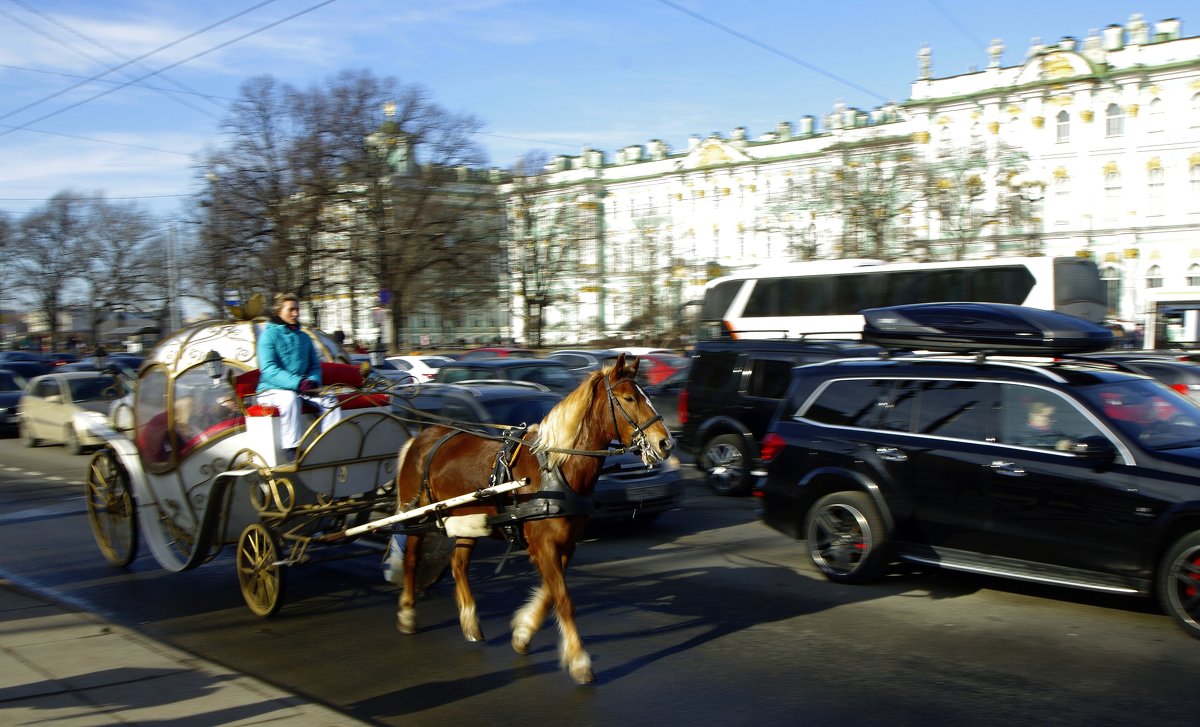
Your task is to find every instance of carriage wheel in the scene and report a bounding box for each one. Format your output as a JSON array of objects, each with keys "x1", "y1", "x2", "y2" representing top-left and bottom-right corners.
[
  {"x1": 84, "y1": 448, "x2": 138, "y2": 567},
  {"x1": 236, "y1": 523, "x2": 287, "y2": 617}
]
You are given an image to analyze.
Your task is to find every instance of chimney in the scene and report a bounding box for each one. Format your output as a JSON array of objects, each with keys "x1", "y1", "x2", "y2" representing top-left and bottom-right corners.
[
  {"x1": 799, "y1": 116, "x2": 815, "y2": 135},
  {"x1": 775, "y1": 121, "x2": 793, "y2": 141},
  {"x1": 1155, "y1": 18, "x2": 1182, "y2": 41},
  {"x1": 1102, "y1": 24, "x2": 1124, "y2": 51}
]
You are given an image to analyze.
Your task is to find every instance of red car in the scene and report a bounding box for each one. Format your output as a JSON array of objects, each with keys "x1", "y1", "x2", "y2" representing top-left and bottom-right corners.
[{"x1": 637, "y1": 353, "x2": 689, "y2": 385}]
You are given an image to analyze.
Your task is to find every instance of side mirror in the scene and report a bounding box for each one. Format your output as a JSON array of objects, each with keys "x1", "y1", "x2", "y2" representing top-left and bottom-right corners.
[{"x1": 1071, "y1": 435, "x2": 1118, "y2": 467}]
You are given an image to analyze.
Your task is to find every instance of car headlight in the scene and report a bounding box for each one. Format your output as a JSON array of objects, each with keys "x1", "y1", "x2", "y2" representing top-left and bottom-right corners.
[{"x1": 74, "y1": 411, "x2": 111, "y2": 436}]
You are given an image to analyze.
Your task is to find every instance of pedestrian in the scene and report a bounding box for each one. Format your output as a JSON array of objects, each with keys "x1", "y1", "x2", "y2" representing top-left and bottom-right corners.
[{"x1": 255, "y1": 293, "x2": 342, "y2": 461}]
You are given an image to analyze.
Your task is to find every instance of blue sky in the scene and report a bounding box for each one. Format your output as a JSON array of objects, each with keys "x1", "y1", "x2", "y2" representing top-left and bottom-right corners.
[{"x1": 0, "y1": 1, "x2": 1189, "y2": 219}]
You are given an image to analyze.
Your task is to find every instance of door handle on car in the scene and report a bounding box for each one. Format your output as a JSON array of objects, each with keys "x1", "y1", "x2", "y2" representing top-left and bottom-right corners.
[
  {"x1": 986, "y1": 460, "x2": 1026, "y2": 477},
  {"x1": 875, "y1": 446, "x2": 907, "y2": 462}
]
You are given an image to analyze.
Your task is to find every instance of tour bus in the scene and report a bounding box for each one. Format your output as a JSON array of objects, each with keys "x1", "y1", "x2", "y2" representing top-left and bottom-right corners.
[{"x1": 697, "y1": 256, "x2": 1107, "y2": 340}]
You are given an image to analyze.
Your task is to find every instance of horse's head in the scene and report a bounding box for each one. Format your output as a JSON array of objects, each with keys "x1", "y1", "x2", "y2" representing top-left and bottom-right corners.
[{"x1": 605, "y1": 353, "x2": 674, "y2": 467}]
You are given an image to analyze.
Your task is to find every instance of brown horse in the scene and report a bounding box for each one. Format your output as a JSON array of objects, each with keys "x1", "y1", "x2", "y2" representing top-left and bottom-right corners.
[{"x1": 393, "y1": 353, "x2": 673, "y2": 684}]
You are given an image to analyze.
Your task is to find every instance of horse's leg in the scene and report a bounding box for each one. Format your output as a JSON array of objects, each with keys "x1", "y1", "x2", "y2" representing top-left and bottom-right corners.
[
  {"x1": 527, "y1": 535, "x2": 593, "y2": 685},
  {"x1": 451, "y1": 538, "x2": 484, "y2": 642},
  {"x1": 397, "y1": 533, "x2": 423, "y2": 634},
  {"x1": 511, "y1": 584, "x2": 551, "y2": 654}
]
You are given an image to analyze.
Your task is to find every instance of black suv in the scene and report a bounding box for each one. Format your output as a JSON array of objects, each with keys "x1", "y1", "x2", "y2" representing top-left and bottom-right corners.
[
  {"x1": 680, "y1": 338, "x2": 883, "y2": 495},
  {"x1": 759, "y1": 349, "x2": 1200, "y2": 639}
]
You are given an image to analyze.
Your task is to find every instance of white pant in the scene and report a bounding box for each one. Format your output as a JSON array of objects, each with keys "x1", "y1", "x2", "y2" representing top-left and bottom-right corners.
[{"x1": 257, "y1": 389, "x2": 343, "y2": 449}]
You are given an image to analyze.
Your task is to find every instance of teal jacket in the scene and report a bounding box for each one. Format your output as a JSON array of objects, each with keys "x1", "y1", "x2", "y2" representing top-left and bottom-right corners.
[{"x1": 256, "y1": 318, "x2": 321, "y2": 393}]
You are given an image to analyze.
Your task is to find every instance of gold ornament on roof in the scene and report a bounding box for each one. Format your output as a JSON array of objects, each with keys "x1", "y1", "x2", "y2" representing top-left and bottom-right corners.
[{"x1": 227, "y1": 293, "x2": 265, "y2": 321}]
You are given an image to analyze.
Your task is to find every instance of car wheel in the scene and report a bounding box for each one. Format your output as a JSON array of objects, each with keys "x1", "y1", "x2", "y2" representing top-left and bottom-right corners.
[
  {"x1": 805, "y1": 491, "x2": 889, "y2": 584},
  {"x1": 1156, "y1": 531, "x2": 1200, "y2": 638},
  {"x1": 700, "y1": 434, "x2": 751, "y2": 496},
  {"x1": 21, "y1": 419, "x2": 39, "y2": 448},
  {"x1": 65, "y1": 426, "x2": 85, "y2": 455}
]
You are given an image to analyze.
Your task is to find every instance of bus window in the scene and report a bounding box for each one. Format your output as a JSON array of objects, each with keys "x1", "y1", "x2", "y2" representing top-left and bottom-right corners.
[
  {"x1": 1053, "y1": 258, "x2": 1107, "y2": 323},
  {"x1": 701, "y1": 280, "x2": 743, "y2": 320},
  {"x1": 970, "y1": 266, "x2": 1033, "y2": 304}
]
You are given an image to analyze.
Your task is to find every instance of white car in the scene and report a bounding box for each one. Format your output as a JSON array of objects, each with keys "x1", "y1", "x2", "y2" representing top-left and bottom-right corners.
[
  {"x1": 385, "y1": 355, "x2": 455, "y2": 382},
  {"x1": 18, "y1": 371, "x2": 124, "y2": 454}
]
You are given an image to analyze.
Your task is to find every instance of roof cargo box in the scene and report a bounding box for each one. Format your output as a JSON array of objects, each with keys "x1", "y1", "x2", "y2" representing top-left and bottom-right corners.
[{"x1": 861, "y1": 302, "x2": 1114, "y2": 354}]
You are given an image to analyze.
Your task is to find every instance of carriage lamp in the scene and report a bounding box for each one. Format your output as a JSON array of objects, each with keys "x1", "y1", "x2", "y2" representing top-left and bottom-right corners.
[{"x1": 204, "y1": 350, "x2": 223, "y2": 386}]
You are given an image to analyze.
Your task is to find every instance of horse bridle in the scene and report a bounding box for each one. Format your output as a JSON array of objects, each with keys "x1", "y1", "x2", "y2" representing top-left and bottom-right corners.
[{"x1": 604, "y1": 375, "x2": 665, "y2": 465}]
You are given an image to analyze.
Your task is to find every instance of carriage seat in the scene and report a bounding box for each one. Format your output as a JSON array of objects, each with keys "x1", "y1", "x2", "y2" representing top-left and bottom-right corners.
[{"x1": 234, "y1": 363, "x2": 388, "y2": 413}]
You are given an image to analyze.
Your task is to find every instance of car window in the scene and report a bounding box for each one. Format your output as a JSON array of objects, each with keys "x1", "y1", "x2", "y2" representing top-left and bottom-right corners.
[
  {"x1": 803, "y1": 379, "x2": 891, "y2": 427},
  {"x1": 550, "y1": 354, "x2": 586, "y2": 368},
  {"x1": 485, "y1": 397, "x2": 559, "y2": 426},
  {"x1": 1081, "y1": 379, "x2": 1200, "y2": 450},
  {"x1": 67, "y1": 376, "x2": 118, "y2": 402},
  {"x1": 690, "y1": 350, "x2": 740, "y2": 391},
  {"x1": 0, "y1": 372, "x2": 19, "y2": 392},
  {"x1": 878, "y1": 380, "x2": 918, "y2": 431},
  {"x1": 998, "y1": 384, "x2": 1104, "y2": 451},
  {"x1": 439, "y1": 367, "x2": 481, "y2": 384},
  {"x1": 914, "y1": 380, "x2": 991, "y2": 441},
  {"x1": 745, "y1": 358, "x2": 793, "y2": 399},
  {"x1": 34, "y1": 379, "x2": 59, "y2": 398}
]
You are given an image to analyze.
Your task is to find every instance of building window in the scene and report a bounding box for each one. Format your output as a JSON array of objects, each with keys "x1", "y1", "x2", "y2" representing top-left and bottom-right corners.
[
  {"x1": 969, "y1": 122, "x2": 982, "y2": 147},
  {"x1": 1147, "y1": 168, "x2": 1165, "y2": 217},
  {"x1": 1101, "y1": 266, "x2": 1120, "y2": 316},
  {"x1": 1103, "y1": 171, "x2": 1121, "y2": 221},
  {"x1": 1192, "y1": 93, "x2": 1200, "y2": 129},
  {"x1": 1192, "y1": 164, "x2": 1200, "y2": 211},
  {"x1": 937, "y1": 126, "x2": 952, "y2": 157},
  {"x1": 1146, "y1": 265, "x2": 1164, "y2": 289},
  {"x1": 1105, "y1": 103, "x2": 1124, "y2": 137},
  {"x1": 1053, "y1": 175, "x2": 1070, "y2": 225},
  {"x1": 1056, "y1": 110, "x2": 1070, "y2": 143},
  {"x1": 1148, "y1": 98, "x2": 1164, "y2": 133},
  {"x1": 1189, "y1": 264, "x2": 1200, "y2": 287}
]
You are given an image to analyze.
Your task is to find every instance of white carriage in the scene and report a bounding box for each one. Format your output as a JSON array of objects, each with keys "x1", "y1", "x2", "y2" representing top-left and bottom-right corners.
[{"x1": 84, "y1": 316, "x2": 413, "y2": 616}]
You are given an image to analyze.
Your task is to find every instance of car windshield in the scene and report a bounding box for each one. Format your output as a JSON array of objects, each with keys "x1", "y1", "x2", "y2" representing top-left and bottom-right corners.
[
  {"x1": 0, "y1": 372, "x2": 21, "y2": 391},
  {"x1": 1079, "y1": 379, "x2": 1200, "y2": 450},
  {"x1": 67, "y1": 375, "x2": 117, "y2": 402}
]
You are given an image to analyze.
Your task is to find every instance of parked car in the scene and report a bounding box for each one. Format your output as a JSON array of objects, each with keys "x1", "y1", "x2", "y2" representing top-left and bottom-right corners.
[
  {"x1": 0, "y1": 351, "x2": 46, "y2": 363},
  {"x1": 0, "y1": 360, "x2": 53, "y2": 383},
  {"x1": 347, "y1": 354, "x2": 420, "y2": 385},
  {"x1": 1083, "y1": 356, "x2": 1200, "y2": 406},
  {"x1": 435, "y1": 358, "x2": 581, "y2": 395},
  {"x1": 56, "y1": 354, "x2": 144, "y2": 379},
  {"x1": 0, "y1": 369, "x2": 24, "y2": 435},
  {"x1": 758, "y1": 303, "x2": 1200, "y2": 640},
  {"x1": 459, "y1": 347, "x2": 536, "y2": 360},
  {"x1": 385, "y1": 354, "x2": 455, "y2": 382},
  {"x1": 18, "y1": 371, "x2": 125, "y2": 454},
  {"x1": 636, "y1": 352, "x2": 690, "y2": 386},
  {"x1": 544, "y1": 349, "x2": 622, "y2": 375},
  {"x1": 608, "y1": 347, "x2": 675, "y2": 357},
  {"x1": 400, "y1": 382, "x2": 683, "y2": 522},
  {"x1": 680, "y1": 337, "x2": 885, "y2": 495}
]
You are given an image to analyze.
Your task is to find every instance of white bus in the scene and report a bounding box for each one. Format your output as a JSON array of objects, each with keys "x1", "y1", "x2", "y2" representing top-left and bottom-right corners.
[
  {"x1": 1143, "y1": 290, "x2": 1200, "y2": 350},
  {"x1": 698, "y1": 256, "x2": 1106, "y2": 340}
]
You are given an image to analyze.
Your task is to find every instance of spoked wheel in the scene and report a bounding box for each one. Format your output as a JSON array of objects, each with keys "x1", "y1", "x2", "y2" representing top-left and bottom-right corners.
[
  {"x1": 805, "y1": 491, "x2": 889, "y2": 584},
  {"x1": 236, "y1": 523, "x2": 287, "y2": 617},
  {"x1": 84, "y1": 448, "x2": 138, "y2": 567},
  {"x1": 1156, "y1": 531, "x2": 1200, "y2": 638}
]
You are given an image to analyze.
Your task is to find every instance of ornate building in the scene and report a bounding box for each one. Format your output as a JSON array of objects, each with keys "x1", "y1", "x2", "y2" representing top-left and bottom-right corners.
[{"x1": 502, "y1": 13, "x2": 1200, "y2": 345}]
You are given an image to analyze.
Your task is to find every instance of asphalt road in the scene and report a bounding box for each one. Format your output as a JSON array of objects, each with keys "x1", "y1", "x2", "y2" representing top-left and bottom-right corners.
[{"x1": 3, "y1": 437, "x2": 1200, "y2": 726}]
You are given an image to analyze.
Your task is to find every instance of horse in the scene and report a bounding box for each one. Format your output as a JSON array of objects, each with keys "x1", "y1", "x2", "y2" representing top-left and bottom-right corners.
[{"x1": 393, "y1": 353, "x2": 673, "y2": 684}]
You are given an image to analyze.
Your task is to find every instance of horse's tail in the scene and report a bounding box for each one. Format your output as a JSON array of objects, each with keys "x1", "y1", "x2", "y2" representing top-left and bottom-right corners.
[{"x1": 394, "y1": 437, "x2": 416, "y2": 513}]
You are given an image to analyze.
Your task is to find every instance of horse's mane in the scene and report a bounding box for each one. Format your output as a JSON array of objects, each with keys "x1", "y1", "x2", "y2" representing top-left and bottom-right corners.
[{"x1": 532, "y1": 367, "x2": 608, "y2": 470}]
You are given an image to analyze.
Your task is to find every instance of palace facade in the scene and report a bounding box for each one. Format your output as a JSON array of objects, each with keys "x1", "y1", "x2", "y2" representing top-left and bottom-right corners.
[{"x1": 502, "y1": 12, "x2": 1200, "y2": 345}]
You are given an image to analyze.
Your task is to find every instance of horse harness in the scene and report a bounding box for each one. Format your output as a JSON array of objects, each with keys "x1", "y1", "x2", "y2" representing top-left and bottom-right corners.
[{"x1": 397, "y1": 373, "x2": 663, "y2": 549}]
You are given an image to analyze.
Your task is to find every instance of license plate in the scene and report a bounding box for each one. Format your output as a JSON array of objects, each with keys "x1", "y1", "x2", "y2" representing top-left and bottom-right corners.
[{"x1": 626, "y1": 484, "x2": 667, "y2": 500}]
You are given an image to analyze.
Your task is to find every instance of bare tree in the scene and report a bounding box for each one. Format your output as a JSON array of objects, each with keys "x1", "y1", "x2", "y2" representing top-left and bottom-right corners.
[
  {"x1": 11, "y1": 192, "x2": 90, "y2": 348},
  {"x1": 818, "y1": 136, "x2": 920, "y2": 261},
  {"x1": 756, "y1": 170, "x2": 821, "y2": 261},
  {"x1": 505, "y1": 152, "x2": 590, "y2": 347},
  {"x1": 75, "y1": 198, "x2": 167, "y2": 343},
  {"x1": 920, "y1": 141, "x2": 1033, "y2": 260}
]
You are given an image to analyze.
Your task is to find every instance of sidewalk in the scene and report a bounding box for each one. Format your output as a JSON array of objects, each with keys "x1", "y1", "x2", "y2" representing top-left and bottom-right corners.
[{"x1": 0, "y1": 578, "x2": 369, "y2": 726}]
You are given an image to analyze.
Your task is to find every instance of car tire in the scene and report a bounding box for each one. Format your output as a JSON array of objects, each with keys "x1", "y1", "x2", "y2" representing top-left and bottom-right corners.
[
  {"x1": 21, "y1": 420, "x2": 39, "y2": 448},
  {"x1": 1156, "y1": 531, "x2": 1200, "y2": 639},
  {"x1": 700, "y1": 434, "x2": 751, "y2": 496},
  {"x1": 65, "y1": 426, "x2": 85, "y2": 455},
  {"x1": 804, "y1": 491, "x2": 889, "y2": 584}
]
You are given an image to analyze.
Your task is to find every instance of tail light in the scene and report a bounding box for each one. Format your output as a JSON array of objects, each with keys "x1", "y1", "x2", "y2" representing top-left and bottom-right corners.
[
  {"x1": 760, "y1": 432, "x2": 785, "y2": 463},
  {"x1": 1172, "y1": 383, "x2": 1189, "y2": 395},
  {"x1": 678, "y1": 389, "x2": 688, "y2": 425}
]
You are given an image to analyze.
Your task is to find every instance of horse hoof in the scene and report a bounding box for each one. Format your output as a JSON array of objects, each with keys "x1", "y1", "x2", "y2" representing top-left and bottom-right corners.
[
  {"x1": 397, "y1": 610, "x2": 417, "y2": 634},
  {"x1": 570, "y1": 665, "x2": 594, "y2": 685},
  {"x1": 463, "y1": 628, "x2": 485, "y2": 642},
  {"x1": 511, "y1": 629, "x2": 532, "y2": 654}
]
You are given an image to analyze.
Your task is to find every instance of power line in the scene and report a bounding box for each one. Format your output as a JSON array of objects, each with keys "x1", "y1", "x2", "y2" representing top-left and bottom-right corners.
[
  {"x1": 5, "y1": 0, "x2": 236, "y2": 119},
  {"x1": 926, "y1": 0, "x2": 988, "y2": 53},
  {"x1": 653, "y1": 0, "x2": 891, "y2": 104},
  {"x1": 0, "y1": 63, "x2": 238, "y2": 105},
  {"x1": 0, "y1": 0, "x2": 278, "y2": 125},
  {"x1": 0, "y1": 192, "x2": 191, "y2": 202},
  {"x1": 0, "y1": 0, "x2": 339, "y2": 138},
  {"x1": 0, "y1": 123, "x2": 194, "y2": 156}
]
